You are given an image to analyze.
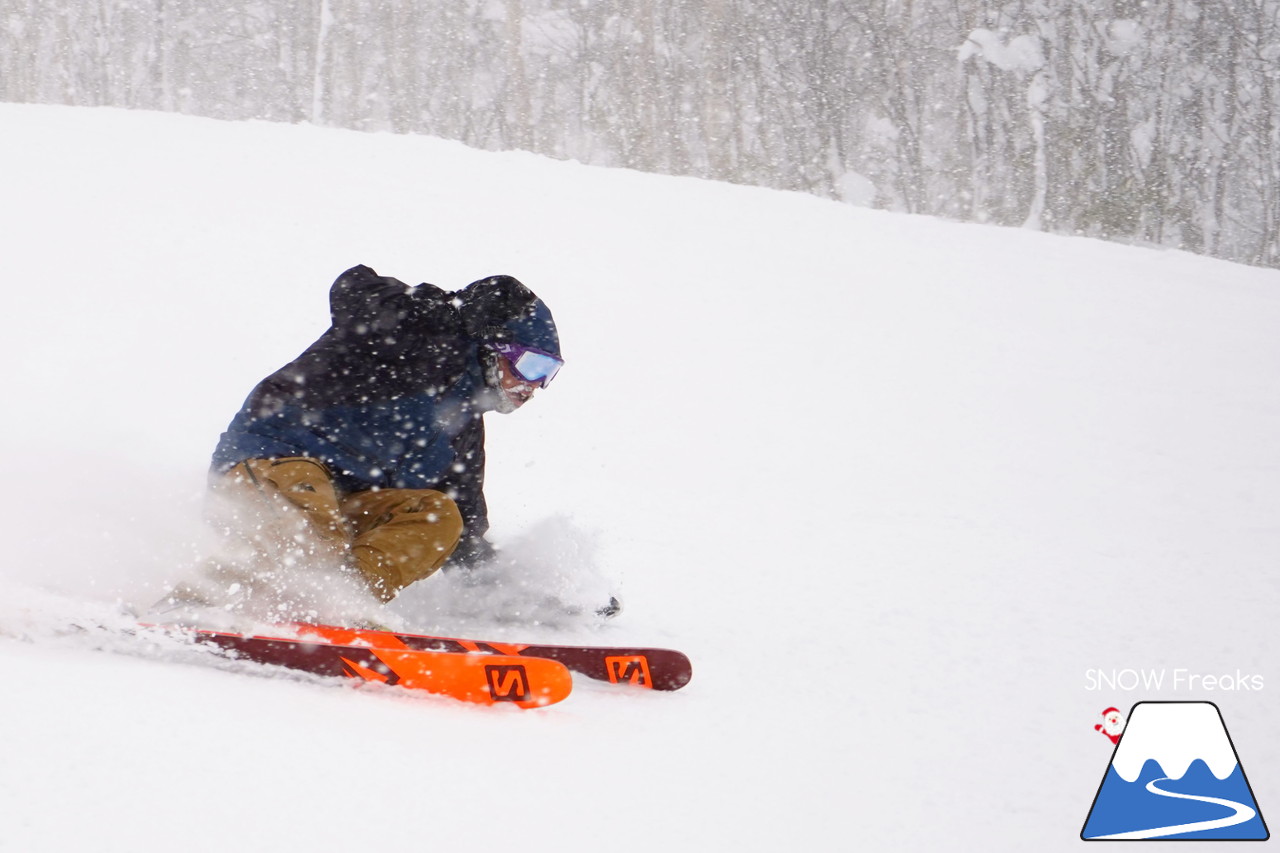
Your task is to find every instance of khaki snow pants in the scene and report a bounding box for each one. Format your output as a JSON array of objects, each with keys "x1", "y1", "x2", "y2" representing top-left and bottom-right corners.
[{"x1": 215, "y1": 457, "x2": 464, "y2": 602}]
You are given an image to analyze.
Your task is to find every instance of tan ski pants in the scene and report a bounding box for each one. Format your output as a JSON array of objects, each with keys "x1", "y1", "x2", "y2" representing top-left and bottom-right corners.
[{"x1": 215, "y1": 457, "x2": 464, "y2": 602}]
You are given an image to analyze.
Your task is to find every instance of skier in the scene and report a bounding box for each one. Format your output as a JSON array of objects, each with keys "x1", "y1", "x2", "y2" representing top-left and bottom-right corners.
[{"x1": 171, "y1": 264, "x2": 564, "y2": 616}]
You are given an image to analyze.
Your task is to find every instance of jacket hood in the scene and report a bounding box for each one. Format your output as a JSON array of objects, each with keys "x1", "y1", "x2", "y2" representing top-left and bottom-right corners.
[{"x1": 455, "y1": 275, "x2": 560, "y2": 358}]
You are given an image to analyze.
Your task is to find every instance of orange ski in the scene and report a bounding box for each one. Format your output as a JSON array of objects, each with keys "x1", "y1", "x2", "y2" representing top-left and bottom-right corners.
[{"x1": 186, "y1": 627, "x2": 573, "y2": 708}]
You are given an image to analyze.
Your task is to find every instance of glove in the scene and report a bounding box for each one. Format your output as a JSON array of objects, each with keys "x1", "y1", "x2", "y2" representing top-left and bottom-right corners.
[{"x1": 447, "y1": 534, "x2": 498, "y2": 571}]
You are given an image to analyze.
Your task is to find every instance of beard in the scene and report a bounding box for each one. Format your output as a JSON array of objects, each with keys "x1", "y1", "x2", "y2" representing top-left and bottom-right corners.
[
  {"x1": 479, "y1": 347, "x2": 519, "y2": 413},
  {"x1": 489, "y1": 387, "x2": 518, "y2": 414}
]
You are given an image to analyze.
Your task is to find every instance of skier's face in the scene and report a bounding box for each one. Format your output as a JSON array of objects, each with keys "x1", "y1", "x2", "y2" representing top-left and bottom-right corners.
[{"x1": 497, "y1": 355, "x2": 538, "y2": 409}]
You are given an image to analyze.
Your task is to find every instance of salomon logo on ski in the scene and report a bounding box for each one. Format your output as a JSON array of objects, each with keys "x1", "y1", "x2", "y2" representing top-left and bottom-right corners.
[
  {"x1": 605, "y1": 656, "x2": 652, "y2": 687},
  {"x1": 485, "y1": 664, "x2": 531, "y2": 701}
]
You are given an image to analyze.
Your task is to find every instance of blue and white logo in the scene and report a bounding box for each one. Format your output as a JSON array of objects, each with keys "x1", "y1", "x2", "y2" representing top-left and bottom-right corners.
[{"x1": 1082, "y1": 701, "x2": 1268, "y2": 840}]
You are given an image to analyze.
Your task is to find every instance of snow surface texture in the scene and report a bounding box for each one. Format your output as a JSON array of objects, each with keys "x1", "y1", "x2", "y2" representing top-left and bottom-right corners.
[{"x1": 1, "y1": 104, "x2": 1278, "y2": 851}]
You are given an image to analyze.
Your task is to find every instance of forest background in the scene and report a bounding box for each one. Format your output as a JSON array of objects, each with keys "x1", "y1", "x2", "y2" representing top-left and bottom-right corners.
[{"x1": 3, "y1": 0, "x2": 1277, "y2": 268}]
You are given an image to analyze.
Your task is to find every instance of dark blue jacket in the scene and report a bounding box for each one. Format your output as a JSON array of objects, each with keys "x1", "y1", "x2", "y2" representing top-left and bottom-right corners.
[{"x1": 211, "y1": 265, "x2": 560, "y2": 560}]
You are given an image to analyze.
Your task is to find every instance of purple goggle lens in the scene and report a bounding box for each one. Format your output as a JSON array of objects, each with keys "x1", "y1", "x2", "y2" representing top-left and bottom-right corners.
[{"x1": 490, "y1": 342, "x2": 564, "y2": 388}]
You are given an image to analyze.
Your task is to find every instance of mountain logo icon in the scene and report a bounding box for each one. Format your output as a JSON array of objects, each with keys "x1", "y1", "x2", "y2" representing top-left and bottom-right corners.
[{"x1": 1082, "y1": 701, "x2": 1268, "y2": 840}]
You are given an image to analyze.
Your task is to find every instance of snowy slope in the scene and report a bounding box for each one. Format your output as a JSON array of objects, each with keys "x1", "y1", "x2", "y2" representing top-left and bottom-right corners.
[{"x1": 1, "y1": 104, "x2": 1278, "y2": 851}]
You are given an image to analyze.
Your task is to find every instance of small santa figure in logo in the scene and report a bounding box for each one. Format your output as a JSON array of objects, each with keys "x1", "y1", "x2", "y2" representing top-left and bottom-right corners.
[{"x1": 1095, "y1": 707, "x2": 1125, "y2": 744}]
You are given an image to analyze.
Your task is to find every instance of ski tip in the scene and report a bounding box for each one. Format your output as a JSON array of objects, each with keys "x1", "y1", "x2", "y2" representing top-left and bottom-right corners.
[
  {"x1": 467, "y1": 655, "x2": 575, "y2": 709},
  {"x1": 365, "y1": 647, "x2": 575, "y2": 709},
  {"x1": 605, "y1": 650, "x2": 692, "y2": 691}
]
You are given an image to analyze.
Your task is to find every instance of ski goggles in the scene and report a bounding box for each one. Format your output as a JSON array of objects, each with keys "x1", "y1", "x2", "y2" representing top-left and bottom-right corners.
[{"x1": 489, "y1": 342, "x2": 564, "y2": 388}]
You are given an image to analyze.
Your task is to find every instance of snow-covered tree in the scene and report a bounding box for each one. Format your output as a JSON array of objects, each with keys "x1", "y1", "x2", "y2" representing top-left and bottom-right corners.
[{"x1": 2, "y1": 0, "x2": 1276, "y2": 267}]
